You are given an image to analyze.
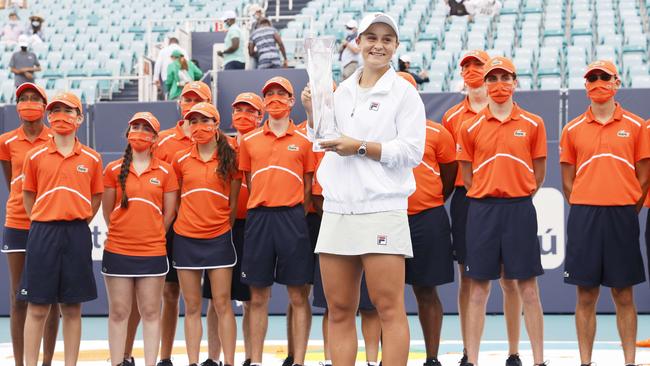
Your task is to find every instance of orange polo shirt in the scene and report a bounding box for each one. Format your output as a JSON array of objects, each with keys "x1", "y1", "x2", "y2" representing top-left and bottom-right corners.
[
  {"x1": 103, "y1": 158, "x2": 178, "y2": 256},
  {"x1": 173, "y1": 143, "x2": 240, "y2": 238},
  {"x1": 0, "y1": 126, "x2": 51, "y2": 229},
  {"x1": 296, "y1": 120, "x2": 322, "y2": 213},
  {"x1": 560, "y1": 104, "x2": 650, "y2": 206},
  {"x1": 154, "y1": 121, "x2": 193, "y2": 163},
  {"x1": 236, "y1": 182, "x2": 249, "y2": 219},
  {"x1": 408, "y1": 121, "x2": 456, "y2": 215},
  {"x1": 442, "y1": 97, "x2": 480, "y2": 187},
  {"x1": 239, "y1": 121, "x2": 315, "y2": 209},
  {"x1": 457, "y1": 103, "x2": 547, "y2": 199},
  {"x1": 22, "y1": 138, "x2": 104, "y2": 222}
]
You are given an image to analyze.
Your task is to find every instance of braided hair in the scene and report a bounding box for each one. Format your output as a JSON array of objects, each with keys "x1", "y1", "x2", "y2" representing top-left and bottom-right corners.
[
  {"x1": 117, "y1": 143, "x2": 133, "y2": 208},
  {"x1": 215, "y1": 129, "x2": 237, "y2": 181}
]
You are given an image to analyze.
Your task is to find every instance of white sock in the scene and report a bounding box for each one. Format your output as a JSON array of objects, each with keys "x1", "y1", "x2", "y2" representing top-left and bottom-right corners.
[{"x1": 324, "y1": 360, "x2": 332, "y2": 365}]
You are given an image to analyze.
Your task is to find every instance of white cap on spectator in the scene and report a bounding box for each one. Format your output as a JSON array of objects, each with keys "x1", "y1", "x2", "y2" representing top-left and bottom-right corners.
[
  {"x1": 18, "y1": 35, "x2": 29, "y2": 48},
  {"x1": 399, "y1": 54, "x2": 411, "y2": 63},
  {"x1": 220, "y1": 10, "x2": 237, "y2": 21},
  {"x1": 249, "y1": 4, "x2": 263, "y2": 13},
  {"x1": 345, "y1": 19, "x2": 358, "y2": 29},
  {"x1": 357, "y1": 12, "x2": 399, "y2": 38}
]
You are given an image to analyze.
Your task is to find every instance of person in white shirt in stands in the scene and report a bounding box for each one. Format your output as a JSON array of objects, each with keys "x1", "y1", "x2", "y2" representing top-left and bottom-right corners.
[
  {"x1": 339, "y1": 19, "x2": 360, "y2": 80},
  {"x1": 153, "y1": 36, "x2": 187, "y2": 100},
  {"x1": 301, "y1": 12, "x2": 425, "y2": 366}
]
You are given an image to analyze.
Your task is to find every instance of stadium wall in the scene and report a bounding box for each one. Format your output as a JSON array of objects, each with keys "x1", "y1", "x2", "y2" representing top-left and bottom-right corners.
[{"x1": 0, "y1": 78, "x2": 649, "y2": 316}]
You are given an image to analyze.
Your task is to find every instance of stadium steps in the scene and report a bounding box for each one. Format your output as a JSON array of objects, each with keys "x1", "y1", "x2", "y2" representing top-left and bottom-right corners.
[
  {"x1": 106, "y1": 81, "x2": 138, "y2": 102},
  {"x1": 268, "y1": 0, "x2": 312, "y2": 30}
]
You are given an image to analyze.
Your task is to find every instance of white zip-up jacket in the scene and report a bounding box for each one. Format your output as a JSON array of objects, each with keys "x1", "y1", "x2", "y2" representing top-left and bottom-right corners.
[{"x1": 309, "y1": 67, "x2": 426, "y2": 214}]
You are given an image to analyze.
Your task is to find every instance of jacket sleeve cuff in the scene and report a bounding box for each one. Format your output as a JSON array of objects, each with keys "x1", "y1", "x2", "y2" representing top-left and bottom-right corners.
[{"x1": 380, "y1": 140, "x2": 398, "y2": 167}]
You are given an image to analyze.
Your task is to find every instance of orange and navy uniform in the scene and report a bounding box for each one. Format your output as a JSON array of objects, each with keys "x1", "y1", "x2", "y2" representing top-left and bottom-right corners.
[
  {"x1": 442, "y1": 96, "x2": 480, "y2": 187},
  {"x1": 22, "y1": 138, "x2": 104, "y2": 221},
  {"x1": 103, "y1": 158, "x2": 178, "y2": 256},
  {"x1": 0, "y1": 127, "x2": 51, "y2": 229},
  {"x1": 408, "y1": 120, "x2": 456, "y2": 215},
  {"x1": 155, "y1": 121, "x2": 192, "y2": 163},
  {"x1": 561, "y1": 104, "x2": 650, "y2": 206},
  {"x1": 173, "y1": 141, "x2": 241, "y2": 239},
  {"x1": 239, "y1": 121, "x2": 315, "y2": 209},
  {"x1": 457, "y1": 103, "x2": 547, "y2": 198}
]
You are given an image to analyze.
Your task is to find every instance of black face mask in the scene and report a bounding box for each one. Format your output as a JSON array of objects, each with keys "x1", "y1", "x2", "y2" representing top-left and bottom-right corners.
[{"x1": 20, "y1": 46, "x2": 27, "y2": 52}]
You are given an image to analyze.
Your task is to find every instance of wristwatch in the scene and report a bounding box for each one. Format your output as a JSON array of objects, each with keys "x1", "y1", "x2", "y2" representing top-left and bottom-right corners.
[{"x1": 357, "y1": 141, "x2": 368, "y2": 157}]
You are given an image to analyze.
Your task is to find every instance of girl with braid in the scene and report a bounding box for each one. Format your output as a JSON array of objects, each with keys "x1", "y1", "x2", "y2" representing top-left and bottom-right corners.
[
  {"x1": 171, "y1": 102, "x2": 240, "y2": 366},
  {"x1": 101, "y1": 112, "x2": 179, "y2": 366}
]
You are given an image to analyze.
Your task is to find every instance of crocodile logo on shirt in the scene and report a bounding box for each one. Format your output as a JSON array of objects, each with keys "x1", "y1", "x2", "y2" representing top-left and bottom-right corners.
[
  {"x1": 514, "y1": 129, "x2": 526, "y2": 137},
  {"x1": 617, "y1": 130, "x2": 630, "y2": 138},
  {"x1": 77, "y1": 165, "x2": 89, "y2": 173},
  {"x1": 150, "y1": 177, "x2": 161, "y2": 185},
  {"x1": 287, "y1": 144, "x2": 299, "y2": 151}
]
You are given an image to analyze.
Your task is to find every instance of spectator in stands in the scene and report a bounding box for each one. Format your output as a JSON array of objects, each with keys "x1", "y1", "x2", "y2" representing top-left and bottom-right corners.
[
  {"x1": 9, "y1": 35, "x2": 40, "y2": 87},
  {"x1": 153, "y1": 37, "x2": 187, "y2": 100},
  {"x1": 1, "y1": 12, "x2": 23, "y2": 45},
  {"x1": 445, "y1": 0, "x2": 502, "y2": 18},
  {"x1": 398, "y1": 54, "x2": 429, "y2": 87},
  {"x1": 26, "y1": 15, "x2": 44, "y2": 44},
  {"x1": 339, "y1": 20, "x2": 360, "y2": 80},
  {"x1": 166, "y1": 50, "x2": 202, "y2": 100},
  {"x1": 218, "y1": 10, "x2": 246, "y2": 70},
  {"x1": 249, "y1": 18, "x2": 288, "y2": 69},
  {"x1": 248, "y1": 3, "x2": 265, "y2": 31}
]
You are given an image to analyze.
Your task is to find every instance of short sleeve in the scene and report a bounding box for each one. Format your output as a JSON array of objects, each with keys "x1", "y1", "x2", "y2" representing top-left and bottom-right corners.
[
  {"x1": 91, "y1": 156, "x2": 105, "y2": 195},
  {"x1": 33, "y1": 54, "x2": 40, "y2": 67},
  {"x1": 559, "y1": 126, "x2": 576, "y2": 165},
  {"x1": 436, "y1": 126, "x2": 457, "y2": 164},
  {"x1": 634, "y1": 120, "x2": 650, "y2": 162},
  {"x1": 103, "y1": 163, "x2": 117, "y2": 188},
  {"x1": 303, "y1": 145, "x2": 316, "y2": 174},
  {"x1": 230, "y1": 27, "x2": 242, "y2": 39},
  {"x1": 9, "y1": 53, "x2": 16, "y2": 68},
  {"x1": 21, "y1": 153, "x2": 36, "y2": 192},
  {"x1": 0, "y1": 135, "x2": 11, "y2": 161},
  {"x1": 238, "y1": 139, "x2": 251, "y2": 172},
  {"x1": 456, "y1": 120, "x2": 474, "y2": 162},
  {"x1": 163, "y1": 164, "x2": 179, "y2": 193},
  {"x1": 530, "y1": 118, "x2": 547, "y2": 159}
]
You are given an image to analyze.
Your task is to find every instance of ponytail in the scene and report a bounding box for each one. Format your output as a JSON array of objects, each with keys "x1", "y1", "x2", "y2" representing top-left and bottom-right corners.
[
  {"x1": 118, "y1": 144, "x2": 133, "y2": 208},
  {"x1": 180, "y1": 56, "x2": 188, "y2": 70},
  {"x1": 215, "y1": 130, "x2": 237, "y2": 181}
]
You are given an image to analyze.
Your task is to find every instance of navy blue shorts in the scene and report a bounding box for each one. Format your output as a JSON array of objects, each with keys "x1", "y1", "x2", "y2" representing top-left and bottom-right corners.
[
  {"x1": 2, "y1": 226, "x2": 29, "y2": 253},
  {"x1": 565, "y1": 205, "x2": 646, "y2": 288},
  {"x1": 101, "y1": 250, "x2": 169, "y2": 277},
  {"x1": 242, "y1": 205, "x2": 314, "y2": 287},
  {"x1": 203, "y1": 219, "x2": 251, "y2": 301},
  {"x1": 450, "y1": 186, "x2": 470, "y2": 264},
  {"x1": 165, "y1": 225, "x2": 178, "y2": 283},
  {"x1": 173, "y1": 230, "x2": 236, "y2": 269},
  {"x1": 406, "y1": 206, "x2": 454, "y2": 287},
  {"x1": 312, "y1": 254, "x2": 375, "y2": 311},
  {"x1": 18, "y1": 220, "x2": 97, "y2": 304},
  {"x1": 465, "y1": 197, "x2": 544, "y2": 280}
]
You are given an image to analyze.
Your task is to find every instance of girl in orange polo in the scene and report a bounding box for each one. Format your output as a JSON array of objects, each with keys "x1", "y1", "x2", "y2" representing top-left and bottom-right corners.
[
  {"x1": 102, "y1": 112, "x2": 178, "y2": 366},
  {"x1": 172, "y1": 102, "x2": 239, "y2": 366}
]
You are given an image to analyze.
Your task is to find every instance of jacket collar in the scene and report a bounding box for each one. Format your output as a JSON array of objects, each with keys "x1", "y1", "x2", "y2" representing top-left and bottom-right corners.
[{"x1": 342, "y1": 66, "x2": 397, "y2": 95}]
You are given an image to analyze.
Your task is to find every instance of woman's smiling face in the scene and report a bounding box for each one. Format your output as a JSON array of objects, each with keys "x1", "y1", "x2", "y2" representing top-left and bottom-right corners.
[{"x1": 358, "y1": 23, "x2": 399, "y2": 69}]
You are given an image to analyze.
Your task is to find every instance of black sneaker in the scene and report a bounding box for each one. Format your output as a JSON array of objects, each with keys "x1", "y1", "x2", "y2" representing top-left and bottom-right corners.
[
  {"x1": 242, "y1": 360, "x2": 251, "y2": 366},
  {"x1": 200, "y1": 360, "x2": 222, "y2": 366},
  {"x1": 282, "y1": 356, "x2": 294, "y2": 366},
  {"x1": 459, "y1": 352, "x2": 468, "y2": 365},
  {"x1": 157, "y1": 360, "x2": 174, "y2": 366},
  {"x1": 424, "y1": 358, "x2": 442, "y2": 366},
  {"x1": 506, "y1": 354, "x2": 522, "y2": 366},
  {"x1": 123, "y1": 357, "x2": 135, "y2": 366}
]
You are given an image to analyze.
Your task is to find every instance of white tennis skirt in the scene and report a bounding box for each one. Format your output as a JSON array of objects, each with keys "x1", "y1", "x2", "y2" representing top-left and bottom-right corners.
[{"x1": 315, "y1": 210, "x2": 413, "y2": 257}]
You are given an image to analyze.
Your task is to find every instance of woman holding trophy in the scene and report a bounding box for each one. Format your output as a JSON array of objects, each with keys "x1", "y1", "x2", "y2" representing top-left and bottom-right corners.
[{"x1": 301, "y1": 12, "x2": 426, "y2": 366}]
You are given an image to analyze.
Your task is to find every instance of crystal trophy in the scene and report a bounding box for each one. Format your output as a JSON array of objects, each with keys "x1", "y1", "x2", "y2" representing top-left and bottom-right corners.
[{"x1": 304, "y1": 36, "x2": 339, "y2": 151}]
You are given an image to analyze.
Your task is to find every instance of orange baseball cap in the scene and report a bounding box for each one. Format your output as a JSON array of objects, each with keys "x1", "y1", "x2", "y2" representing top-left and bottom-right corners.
[
  {"x1": 483, "y1": 56, "x2": 516, "y2": 78},
  {"x1": 584, "y1": 60, "x2": 619, "y2": 78},
  {"x1": 129, "y1": 112, "x2": 161, "y2": 133},
  {"x1": 181, "y1": 81, "x2": 212, "y2": 102},
  {"x1": 15, "y1": 82, "x2": 48, "y2": 103},
  {"x1": 46, "y1": 91, "x2": 83, "y2": 114},
  {"x1": 262, "y1": 76, "x2": 294, "y2": 96},
  {"x1": 460, "y1": 50, "x2": 490, "y2": 67},
  {"x1": 184, "y1": 102, "x2": 221, "y2": 123},
  {"x1": 232, "y1": 92, "x2": 264, "y2": 112},
  {"x1": 397, "y1": 71, "x2": 417, "y2": 87}
]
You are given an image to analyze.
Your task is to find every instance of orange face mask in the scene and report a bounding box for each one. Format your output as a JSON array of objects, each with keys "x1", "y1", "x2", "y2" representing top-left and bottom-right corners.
[
  {"x1": 487, "y1": 81, "x2": 514, "y2": 104},
  {"x1": 17, "y1": 101, "x2": 45, "y2": 122},
  {"x1": 48, "y1": 112, "x2": 78, "y2": 135},
  {"x1": 264, "y1": 95, "x2": 292, "y2": 119},
  {"x1": 127, "y1": 131, "x2": 155, "y2": 152},
  {"x1": 190, "y1": 123, "x2": 217, "y2": 144},
  {"x1": 586, "y1": 79, "x2": 617, "y2": 103},
  {"x1": 232, "y1": 111, "x2": 259, "y2": 134},
  {"x1": 461, "y1": 65, "x2": 484, "y2": 88}
]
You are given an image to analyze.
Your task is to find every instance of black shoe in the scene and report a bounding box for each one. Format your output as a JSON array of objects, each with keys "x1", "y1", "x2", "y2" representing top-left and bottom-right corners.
[
  {"x1": 424, "y1": 358, "x2": 442, "y2": 366},
  {"x1": 282, "y1": 356, "x2": 294, "y2": 366},
  {"x1": 157, "y1": 360, "x2": 174, "y2": 366},
  {"x1": 459, "y1": 352, "x2": 468, "y2": 365},
  {"x1": 506, "y1": 354, "x2": 522, "y2": 366},
  {"x1": 188, "y1": 364, "x2": 199, "y2": 366},
  {"x1": 242, "y1": 360, "x2": 251, "y2": 366},
  {"x1": 200, "y1": 360, "x2": 222, "y2": 366},
  {"x1": 122, "y1": 357, "x2": 135, "y2": 366}
]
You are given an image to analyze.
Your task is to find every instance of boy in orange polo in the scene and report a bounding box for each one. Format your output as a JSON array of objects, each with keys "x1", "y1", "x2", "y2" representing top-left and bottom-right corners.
[
  {"x1": 560, "y1": 60, "x2": 649, "y2": 366},
  {"x1": 239, "y1": 76, "x2": 314, "y2": 366},
  {"x1": 0, "y1": 82, "x2": 60, "y2": 366},
  {"x1": 20, "y1": 92, "x2": 103, "y2": 366},
  {"x1": 457, "y1": 57, "x2": 547, "y2": 366}
]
